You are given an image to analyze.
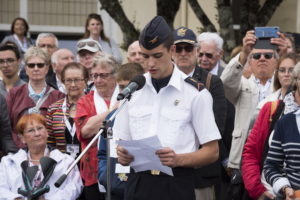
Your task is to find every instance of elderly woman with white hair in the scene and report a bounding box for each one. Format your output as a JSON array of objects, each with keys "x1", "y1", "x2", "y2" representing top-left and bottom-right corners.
[
  {"x1": 75, "y1": 53, "x2": 120, "y2": 200},
  {"x1": 6, "y1": 46, "x2": 64, "y2": 149}
]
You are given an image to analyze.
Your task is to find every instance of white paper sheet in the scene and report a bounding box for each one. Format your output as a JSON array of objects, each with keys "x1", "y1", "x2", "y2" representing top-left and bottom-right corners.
[{"x1": 116, "y1": 135, "x2": 173, "y2": 176}]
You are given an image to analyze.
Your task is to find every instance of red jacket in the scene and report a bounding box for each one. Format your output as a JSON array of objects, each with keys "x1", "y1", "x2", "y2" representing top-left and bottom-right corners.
[
  {"x1": 242, "y1": 101, "x2": 280, "y2": 199},
  {"x1": 75, "y1": 91, "x2": 99, "y2": 187},
  {"x1": 6, "y1": 84, "x2": 64, "y2": 148}
]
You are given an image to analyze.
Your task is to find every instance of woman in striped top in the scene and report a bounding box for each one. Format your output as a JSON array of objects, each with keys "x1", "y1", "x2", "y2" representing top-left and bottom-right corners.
[
  {"x1": 264, "y1": 62, "x2": 300, "y2": 200},
  {"x1": 46, "y1": 62, "x2": 89, "y2": 159}
]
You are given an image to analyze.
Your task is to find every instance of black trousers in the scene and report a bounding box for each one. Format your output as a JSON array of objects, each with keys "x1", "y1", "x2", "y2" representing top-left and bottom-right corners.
[
  {"x1": 83, "y1": 184, "x2": 105, "y2": 200},
  {"x1": 124, "y1": 168, "x2": 195, "y2": 200}
]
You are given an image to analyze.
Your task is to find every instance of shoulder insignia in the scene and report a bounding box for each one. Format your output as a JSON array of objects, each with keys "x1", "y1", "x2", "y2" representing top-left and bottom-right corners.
[{"x1": 185, "y1": 77, "x2": 205, "y2": 91}]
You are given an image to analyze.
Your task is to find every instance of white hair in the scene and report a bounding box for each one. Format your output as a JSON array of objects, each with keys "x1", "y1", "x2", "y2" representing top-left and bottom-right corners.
[
  {"x1": 197, "y1": 32, "x2": 224, "y2": 50},
  {"x1": 36, "y1": 33, "x2": 59, "y2": 47}
]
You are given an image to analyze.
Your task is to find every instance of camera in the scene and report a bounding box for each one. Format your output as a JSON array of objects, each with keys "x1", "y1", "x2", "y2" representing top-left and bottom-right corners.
[
  {"x1": 254, "y1": 26, "x2": 280, "y2": 50},
  {"x1": 255, "y1": 27, "x2": 279, "y2": 38}
]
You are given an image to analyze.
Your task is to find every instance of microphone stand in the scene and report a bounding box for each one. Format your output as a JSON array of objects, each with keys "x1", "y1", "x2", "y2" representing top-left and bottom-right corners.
[{"x1": 55, "y1": 97, "x2": 130, "y2": 200}]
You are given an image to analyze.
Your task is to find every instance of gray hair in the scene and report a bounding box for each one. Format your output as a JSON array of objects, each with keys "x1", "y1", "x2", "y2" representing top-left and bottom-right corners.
[
  {"x1": 92, "y1": 53, "x2": 120, "y2": 75},
  {"x1": 197, "y1": 32, "x2": 224, "y2": 50},
  {"x1": 24, "y1": 46, "x2": 49, "y2": 64},
  {"x1": 292, "y1": 61, "x2": 300, "y2": 87},
  {"x1": 36, "y1": 33, "x2": 59, "y2": 48}
]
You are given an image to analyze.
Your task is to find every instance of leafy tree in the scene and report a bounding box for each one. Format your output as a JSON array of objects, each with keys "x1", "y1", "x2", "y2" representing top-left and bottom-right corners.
[{"x1": 99, "y1": 0, "x2": 283, "y2": 61}]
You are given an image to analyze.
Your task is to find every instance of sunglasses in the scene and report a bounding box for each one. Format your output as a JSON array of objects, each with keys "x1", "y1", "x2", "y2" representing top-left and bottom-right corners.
[
  {"x1": 175, "y1": 45, "x2": 194, "y2": 53},
  {"x1": 251, "y1": 53, "x2": 274, "y2": 60},
  {"x1": 77, "y1": 41, "x2": 100, "y2": 50},
  {"x1": 26, "y1": 63, "x2": 46, "y2": 68},
  {"x1": 199, "y1": 52, "x2": 214, "y2": 59},
  {"x1": 91, "y1": 73, "x2": 112, "y2": 80}
]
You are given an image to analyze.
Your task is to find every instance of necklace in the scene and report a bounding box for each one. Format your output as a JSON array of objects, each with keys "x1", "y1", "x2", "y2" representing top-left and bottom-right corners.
[
  {"x1": 70, "y1": 103, "x2": 77, "y2": 111},
  {"x1": 30, "y1": 159, "x2": 40, "y2": 162}
]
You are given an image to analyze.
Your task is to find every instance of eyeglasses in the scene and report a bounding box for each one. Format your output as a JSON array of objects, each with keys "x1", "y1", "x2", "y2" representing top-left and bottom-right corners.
[
  {"x1": 64, "y1": 78, "x2": 85, "y2": 85},
  {"x1": 91, "y1": 73, "x2": 113, "y2": 80},
  {"x1": 199, "y1": 52, "x2": 214, "y2": 59},
  {"x1": 38, "y1": 44, "x2": 56, "y2": 49},
  {"x1": 175, "y1": 45, "x2": 194, "y2": 53},
  {"x1": 77, "y1": 41, "x2": 100, "y2": 50},
  {"x1": 277, "y1": 67, "x2": 294, "y2": 74},
  {"x1": 26, "y1": 63, "x2": 46, "y2": 68},
  {"x1": 0, "y1": 58, "x2": 16, "y2": 66},
  {"x1": 251, "y1": 53, "x2": 274, "y2": 60}
]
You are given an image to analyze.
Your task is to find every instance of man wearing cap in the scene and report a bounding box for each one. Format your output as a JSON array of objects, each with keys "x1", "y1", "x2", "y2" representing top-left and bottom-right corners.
[
  {"x1": 77, "y1": 38, "x2": 102, "y2": 92},
  {"x1": 114, "y1": 16, "x2": 220, "y2": 200},
  {"x1": 173, "y1": 26, "x2": 227, "y2": 200},
  {"x1": 221, "y1": 30, "x2": 287, "y2": 199}
]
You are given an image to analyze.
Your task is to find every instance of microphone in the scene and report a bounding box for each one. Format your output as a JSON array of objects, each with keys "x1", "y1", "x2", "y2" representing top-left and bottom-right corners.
[{"x1": 117, "y1": 75, "x2": 146, "y2": 100}]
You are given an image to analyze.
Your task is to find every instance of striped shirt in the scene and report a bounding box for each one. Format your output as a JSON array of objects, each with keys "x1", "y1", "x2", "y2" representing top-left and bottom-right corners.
[{"x1": 264, "y1": 111, "x2": 300, "y2": 195}]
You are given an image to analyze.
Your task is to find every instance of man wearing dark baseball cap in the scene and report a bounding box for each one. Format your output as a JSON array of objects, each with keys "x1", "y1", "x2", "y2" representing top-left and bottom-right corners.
[
  {"x1": 114, "y1": 17, "x2": 220, "y2": 200},
  {"x1": 173, "y1": 26, "x2": 227, "y2": 200}
]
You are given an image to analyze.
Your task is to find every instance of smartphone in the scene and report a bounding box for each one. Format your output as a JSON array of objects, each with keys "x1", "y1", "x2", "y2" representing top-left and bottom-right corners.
[{"x1": 255, "y1": 27, "x2": 279, "y2": 38}]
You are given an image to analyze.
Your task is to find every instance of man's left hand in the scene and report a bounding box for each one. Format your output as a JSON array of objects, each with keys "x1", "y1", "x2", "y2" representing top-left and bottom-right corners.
[{"x1": 156, "y1": 147, "x2": 179, "y2": 168}]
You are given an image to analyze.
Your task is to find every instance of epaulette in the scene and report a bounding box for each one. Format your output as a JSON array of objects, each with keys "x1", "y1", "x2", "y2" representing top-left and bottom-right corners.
[{"x1": 184, "y1": 77, "x2": 205, "y2": 91}]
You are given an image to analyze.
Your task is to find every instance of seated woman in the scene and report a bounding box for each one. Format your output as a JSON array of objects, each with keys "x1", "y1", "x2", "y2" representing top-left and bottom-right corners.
[
  {"x1": 0, "y1": 113, "x2": 82, "y2": 200},
  {"x1": 264, "y1": 62, "x2": 300, "y2": 199},
  {"x1": 6, "y1": 46, "x2": 64, "y2": 149},
  {"x1": 75, "y1": 54, "x2": 120, "y2": 200},
  {"x1": 46, "y1": 62, "x2": 89, "y2": 159}
]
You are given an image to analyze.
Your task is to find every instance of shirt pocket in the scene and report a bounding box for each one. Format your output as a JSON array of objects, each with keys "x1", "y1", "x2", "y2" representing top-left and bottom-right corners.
[
  {"x1": 160, "y1": 107, "x2": 190, "y2": 146},
  {"x1": 129, "y1": 106, "x2": 152, "y2": 139}
]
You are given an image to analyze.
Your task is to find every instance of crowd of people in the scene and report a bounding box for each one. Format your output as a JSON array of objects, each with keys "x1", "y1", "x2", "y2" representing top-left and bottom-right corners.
[{"x1": 0, "y1": 13, "x2": 300, "y2": 200}]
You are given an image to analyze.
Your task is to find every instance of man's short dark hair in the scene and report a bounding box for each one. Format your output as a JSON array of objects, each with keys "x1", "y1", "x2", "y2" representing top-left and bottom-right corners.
[
  {"x1": 117, "y1": 63, "x2": 145, "y2": 82},
  {"x1": 0, "y1": 44, "x2": 20, "y2": 59}
]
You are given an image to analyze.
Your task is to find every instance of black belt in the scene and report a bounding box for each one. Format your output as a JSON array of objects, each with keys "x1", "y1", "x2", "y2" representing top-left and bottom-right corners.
[{"x1": 135, "y1": 167, "x2": 194, "y2": 176}]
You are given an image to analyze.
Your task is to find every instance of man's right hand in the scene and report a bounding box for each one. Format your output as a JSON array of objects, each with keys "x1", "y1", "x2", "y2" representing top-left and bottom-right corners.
[
  {"x1": 116, "y1": 145, "x2": 134, "y2": 166},
  {"x1": 239, "y1": 30, "x2": 256, "y2": 65}
]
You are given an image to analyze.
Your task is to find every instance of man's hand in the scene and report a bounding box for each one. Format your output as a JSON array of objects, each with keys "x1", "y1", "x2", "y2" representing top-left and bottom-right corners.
[
  {"x1": 239, "y1": 30, "x2": 256, "y2": 65},
  {"x1": 285, "y1": 187, "x2": 295, "y2": 200},
  {"x1": 156, "y1": 147, "x2": 179, "y2": 168},
  {"x1": 257, "y1": 191, "x2": 275, "y2": 200},
  {"x1": 116, "y1": 145, "x2": 134, "y2": 166},
  {"x1": 270, "y1": 32, "x2": 288, "y2": 56}
]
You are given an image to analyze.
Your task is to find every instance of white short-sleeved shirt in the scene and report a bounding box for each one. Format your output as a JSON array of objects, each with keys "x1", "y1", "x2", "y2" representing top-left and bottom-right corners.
[{"x1": 113, "y1": 66, "x2": 221, "y2": 154}]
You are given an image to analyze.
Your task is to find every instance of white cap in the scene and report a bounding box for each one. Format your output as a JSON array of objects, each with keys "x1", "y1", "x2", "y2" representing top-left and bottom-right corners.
[{"x1": 77, "y1": 38, "x2": 102, "y2": 53}]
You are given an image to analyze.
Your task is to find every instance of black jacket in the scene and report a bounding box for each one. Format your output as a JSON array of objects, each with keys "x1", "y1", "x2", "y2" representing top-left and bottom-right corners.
[
  {"x1": 0, "y1": 93, "x2": 17, "y2": 155},
  {"x1": 192, "y1": 66, "x2": 227, "y2": 188}
]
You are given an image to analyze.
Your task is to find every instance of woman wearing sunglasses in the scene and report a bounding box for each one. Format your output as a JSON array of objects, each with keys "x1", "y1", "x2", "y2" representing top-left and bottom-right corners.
[
  {"x1": 6, "y1": 47, "x2": 64, "y2": 149},
  {"x1": 82, "y1": 13, "x2": 123, "y2": 64}
]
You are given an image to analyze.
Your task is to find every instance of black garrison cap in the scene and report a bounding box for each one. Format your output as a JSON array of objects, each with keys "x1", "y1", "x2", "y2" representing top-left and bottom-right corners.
[
  {"x1": 139, "y1": 16, "x2": 172, "y2": 50},
  {"x1": 173, "y1": 27, "x2": 197, "y2": 45}
]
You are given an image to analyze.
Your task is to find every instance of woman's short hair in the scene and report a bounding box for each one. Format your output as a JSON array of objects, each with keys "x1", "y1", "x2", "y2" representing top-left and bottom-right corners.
[
  {"x1": 11, "y1": 17, "x2": 29, "y2": 36},
  {"x1": 92, "y1": 53, "x2": 120, "y2": 75},
  {"x1": 16, "y1": 113, "x2": 47, "y2": 135},
  {"x1": 273, "y1": 53, "x2": 300, "y2": 91},
  {"x1": 61, "y1": 62, "x2": 89, "y2": 84},
  {"x1": 24, "y1": 46, "x2": 49, "y2": 65},
  {"x1": 291, "y1": 61, "x2": 300, "y2": 91}
]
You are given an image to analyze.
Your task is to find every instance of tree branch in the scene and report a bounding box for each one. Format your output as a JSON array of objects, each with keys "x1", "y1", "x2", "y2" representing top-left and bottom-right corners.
[
  {"x1": 187, "y1": 0, "x2": 216, "y2": 32},
  {"x1": 257, "y1": 0, "x2": 283, "y2": 26},
  {"x1": 157, "y1": 0, "x2": 181, "y2": 29},
  {"x1": 99, "y1": 0, "x2": 139, "y2": 49}
]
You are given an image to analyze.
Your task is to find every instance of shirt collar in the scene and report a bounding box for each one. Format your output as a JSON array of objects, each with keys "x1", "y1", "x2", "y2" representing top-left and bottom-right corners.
[
  {"x1": 28, "y1": 82, "x2": 47, "y2": 101},
  {"x1": 145, "y1": 63, "x2": 183, "y2": 92},
  {"x1": 210, "y1": 63, "x2": 219, "y2": 75}
]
